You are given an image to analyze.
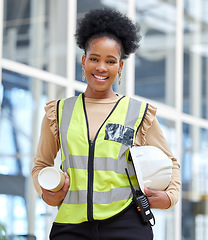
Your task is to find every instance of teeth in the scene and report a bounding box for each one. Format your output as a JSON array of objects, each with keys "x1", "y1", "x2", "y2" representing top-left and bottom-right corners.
[{"x1": 94, "y1": 75, "x2": 108, "y2": 80}]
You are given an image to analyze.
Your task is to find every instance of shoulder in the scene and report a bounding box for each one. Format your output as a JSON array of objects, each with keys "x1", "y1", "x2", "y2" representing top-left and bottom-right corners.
[
  {"x1": 127, "y1": 97, "x2": 157, "y2": 116},
  {"x1": 58, "y1": 95, "x2": 81, "y2": 110}
]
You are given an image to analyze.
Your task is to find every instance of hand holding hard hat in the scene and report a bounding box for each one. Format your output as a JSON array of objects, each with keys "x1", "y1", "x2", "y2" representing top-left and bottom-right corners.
[{"x1": 129, "y1": 146, "x2": 173, "y2": 193}]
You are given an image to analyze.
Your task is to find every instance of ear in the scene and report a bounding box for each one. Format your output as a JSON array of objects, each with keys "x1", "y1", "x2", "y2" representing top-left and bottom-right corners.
[
  {"x1": 118, "y1": 60, "x2": 124, "y2": 73},
  {"x1": 81, "y1": 55, "x2": 86, "y2": 68}
]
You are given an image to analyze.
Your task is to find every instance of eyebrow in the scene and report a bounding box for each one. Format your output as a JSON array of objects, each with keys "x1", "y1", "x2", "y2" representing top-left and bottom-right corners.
[{"x1": 90, "y1": 53, "x2": 118, "y2": 60}]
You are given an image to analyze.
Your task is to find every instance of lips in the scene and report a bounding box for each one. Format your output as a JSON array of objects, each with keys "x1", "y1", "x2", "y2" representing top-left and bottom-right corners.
[{"x1": 93, "y1": 74, "x2": 108, "y2": 80}]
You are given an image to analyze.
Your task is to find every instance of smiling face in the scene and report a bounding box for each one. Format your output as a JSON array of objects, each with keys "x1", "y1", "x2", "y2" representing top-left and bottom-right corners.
[{"x1": 82, "y1": 37, "x2": 124, "y2": 99}]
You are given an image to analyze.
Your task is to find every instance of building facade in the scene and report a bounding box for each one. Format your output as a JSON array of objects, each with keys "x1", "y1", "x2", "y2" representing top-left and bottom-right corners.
[{"x1": 0, "y1": 0, "x2": 208, "y2": 239}]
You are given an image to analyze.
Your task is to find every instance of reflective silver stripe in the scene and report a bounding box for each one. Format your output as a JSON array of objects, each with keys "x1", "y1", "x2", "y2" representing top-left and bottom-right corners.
[
  {"x1": 117, "y1": 98, "x2": 143, "y2": 164},
  {"x1": 60, "y1": 96, "x2": 78, "y2": 166},
  {"x1": 62, "y1": 156, "x2": 88, "y2": 170},
  {"x1": 63, "y1": 190, "x2": 87, "y2": 204},
  {"x1": 118, "y1": 142, "x2": 128, "y2": 159},
  {"x1": 62, "y1": 156, "x2": 135, "y2": 176},
  {"x1": 93, "y1": 187, "x2": 132, "y2": 204},
  {"x1": 124, "y1": 98, "x2": 142, "y2": 129},
  {"x1": 63, "y1": 187, "x2": 139, "y2": 205}
]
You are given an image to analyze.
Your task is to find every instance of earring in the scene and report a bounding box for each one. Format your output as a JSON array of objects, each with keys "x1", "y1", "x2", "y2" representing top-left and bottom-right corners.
[
  {"x1": 82, "y1": 68, "x2": 85, "y2": 82},
  {"x1": 118, "y1": 72, "x2": 121, "y2": 85}
]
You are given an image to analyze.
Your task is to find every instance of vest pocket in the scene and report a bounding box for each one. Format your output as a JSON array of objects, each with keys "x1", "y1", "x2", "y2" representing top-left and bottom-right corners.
[{"x1": 104, "y1": 123, "x2": 134, "y2": 147}]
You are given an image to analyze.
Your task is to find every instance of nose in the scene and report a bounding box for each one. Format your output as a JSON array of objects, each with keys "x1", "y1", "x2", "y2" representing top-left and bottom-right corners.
[{"x1": 96, "y1": 62, "x2": 107, "y2": 72}]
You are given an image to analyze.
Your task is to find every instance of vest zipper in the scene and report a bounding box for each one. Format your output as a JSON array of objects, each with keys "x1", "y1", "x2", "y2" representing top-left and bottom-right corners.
[
  {"x1": 82, "y1": 94, "x2": 125, "y2": 222},
  {"x1": 87, "y1": 140, "x2": 95, "y2": 222}
]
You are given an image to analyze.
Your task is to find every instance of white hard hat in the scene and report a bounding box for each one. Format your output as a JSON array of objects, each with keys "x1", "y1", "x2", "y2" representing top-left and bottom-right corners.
[{"x1": 129, "y1": 146, "x2": 172, "y2": 193}]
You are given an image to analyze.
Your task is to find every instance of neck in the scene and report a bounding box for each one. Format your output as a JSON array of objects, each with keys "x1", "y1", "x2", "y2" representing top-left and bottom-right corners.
[{"x1": 84, "y1": 87, "x2": 116, "y2": 99}]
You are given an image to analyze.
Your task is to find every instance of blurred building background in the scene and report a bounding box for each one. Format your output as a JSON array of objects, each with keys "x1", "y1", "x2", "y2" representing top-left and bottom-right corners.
[{"x1": 0, "y1": 0, "x2": 208, "y2": 239}]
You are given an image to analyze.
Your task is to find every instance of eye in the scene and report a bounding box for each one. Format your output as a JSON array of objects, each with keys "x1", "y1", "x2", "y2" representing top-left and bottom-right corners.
[
  {"x1": 90, "y1": 58, "x2": 98, "y2": 62},
  {"x1": 108, "y1": 60, "x2": 116, "y2": 64}
]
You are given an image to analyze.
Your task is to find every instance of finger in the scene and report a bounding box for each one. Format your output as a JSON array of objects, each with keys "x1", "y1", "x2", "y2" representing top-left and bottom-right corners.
[
  {"x1": 41, "y1": 186, "x2": 53, "y2": 194},
  {"x1": 64, "y1": 172, "x2": 70, "y2": 182},
  {"x1": 144, "y1": 188, "x2": 159, "y2": 197},
  {"x1": 144, "y1": 187, "x2": 153, "y2": 196},
  {"x1": 62, "y1": 173, "x2": 70, "y2": 190}
]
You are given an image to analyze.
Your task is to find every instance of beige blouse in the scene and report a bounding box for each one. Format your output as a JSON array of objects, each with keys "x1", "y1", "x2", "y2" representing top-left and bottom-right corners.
[{"x1": 31, "y1": 95, "x2": 181, "y2": 209}]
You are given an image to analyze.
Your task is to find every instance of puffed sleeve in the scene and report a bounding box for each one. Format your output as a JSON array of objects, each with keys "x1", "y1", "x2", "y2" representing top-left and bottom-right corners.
[
  {"x1": 44, "y1": 100, "x2": 60, "y2": 143},
  {"x1": 31, "y1": 100, "x2": 60, "y2": 197},
  {"x1": 135, "y1": 104, "x2": 181, "y2": 209},
  {"x1": 135, "y1": 104, "x2": 157, "y2": 146}
]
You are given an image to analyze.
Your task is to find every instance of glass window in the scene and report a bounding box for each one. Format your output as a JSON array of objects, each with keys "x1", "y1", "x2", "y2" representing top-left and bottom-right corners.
[
  {"x1": 154, "y1": 117, "x2": 176, "y2": 240},
  {"x1": 0, "y1": 69, "x2": 65, "y2": 237},
  {"x1": 3, "y1": 0, "x2": 68, "y2": 77},
  {"x1": 183, "y1": 0, "x2": 208, "y2": 119},
  {"x1": 182, "y1": 124, "x2": 208, "y2": 240},
  {"x1": 0, "y1": 195, "x2": 27, "y2": 235},
  {"x1": 135, "y1": 0, "x2": 176, "y2": 106},
  {"x1": 158, "y1": 117, "x2": 177, "y2": 152}
]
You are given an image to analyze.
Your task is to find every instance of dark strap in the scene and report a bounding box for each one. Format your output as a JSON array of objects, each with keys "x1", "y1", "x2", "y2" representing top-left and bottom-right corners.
[{"x1": 56, "y1": 99, "x2": 60, "y2": 124}]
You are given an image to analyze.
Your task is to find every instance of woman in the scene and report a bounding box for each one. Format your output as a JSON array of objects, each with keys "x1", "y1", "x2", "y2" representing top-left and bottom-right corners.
[{"x1": 32, "y1": 8, "x2": 180, "y2": 240}]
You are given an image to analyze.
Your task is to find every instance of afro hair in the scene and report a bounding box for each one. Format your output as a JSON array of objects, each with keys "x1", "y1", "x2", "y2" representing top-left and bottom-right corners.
[{"x1": 75, "y1": 8, "x2": 141, "y2": 59}]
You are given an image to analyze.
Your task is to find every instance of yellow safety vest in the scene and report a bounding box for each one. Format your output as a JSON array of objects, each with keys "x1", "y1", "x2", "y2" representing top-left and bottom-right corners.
[{"x1": 55, "y1": 94, "x2": 148, "y2": 224}]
